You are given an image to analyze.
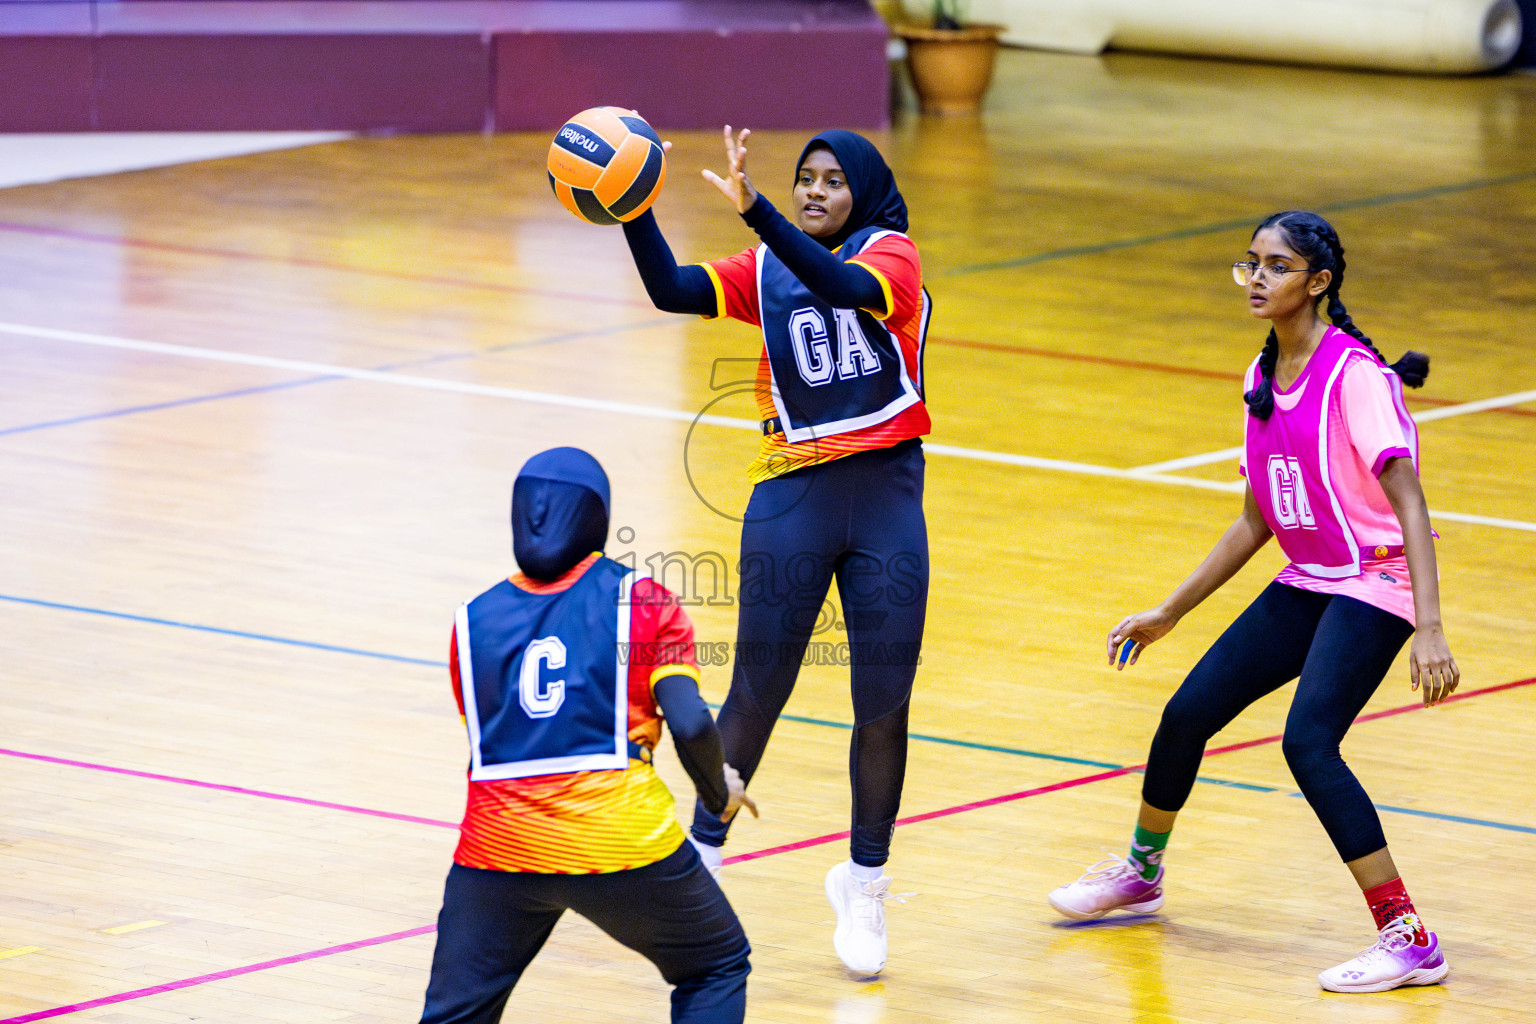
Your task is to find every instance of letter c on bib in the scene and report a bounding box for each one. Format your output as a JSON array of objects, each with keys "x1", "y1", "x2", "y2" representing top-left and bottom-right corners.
[{"x1": 519, "y1": 636, "x2": 567, "y2": 718}]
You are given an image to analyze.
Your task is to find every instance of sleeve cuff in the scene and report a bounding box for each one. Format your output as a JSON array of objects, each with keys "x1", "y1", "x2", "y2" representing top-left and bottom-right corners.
[
  {"x1": 1371, "y1": 447, "x2": 1412, "y2": 477},
  {"x1": 650, "y1": 664, "x2": 701, "y2": 690},
  {"x1": 741, "y1": 193, "x2": 775, "y2": 229},
  {"x1": 847, "y1": 259, "x2": 894, "y2": 320},
  {"x1": 697, "y1": 263, "x2": 726, "y2": 320}
]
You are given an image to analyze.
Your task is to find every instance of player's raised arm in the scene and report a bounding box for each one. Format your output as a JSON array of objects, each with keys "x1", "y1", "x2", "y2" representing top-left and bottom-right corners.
[{"x1": 621, "y1": 213, "x2": 717, "y2": 316}]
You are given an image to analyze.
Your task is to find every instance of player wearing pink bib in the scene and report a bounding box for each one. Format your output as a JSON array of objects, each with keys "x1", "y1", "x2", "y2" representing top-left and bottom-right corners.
[
  {"x1": 1242, "y1": 324, "x2": 1421, "y2": 622},
  {"x1": 1048, "y1": 212, "x2": 1460, "y2": 994}
]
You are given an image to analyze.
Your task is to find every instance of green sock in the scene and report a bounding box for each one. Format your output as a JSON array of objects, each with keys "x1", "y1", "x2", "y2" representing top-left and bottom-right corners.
[{"x1": 1129, "y1": 824, "x2": 1169, "y2": 881}]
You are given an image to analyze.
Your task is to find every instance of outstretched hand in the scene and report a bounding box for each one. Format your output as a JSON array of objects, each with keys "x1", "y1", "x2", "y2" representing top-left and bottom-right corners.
[
  {"x1": 701, "y1": 125, "x2": 759, "y2": 215},
  {"x1": 1107, "y1": 608, "x2": 1178, "y2": 670}
]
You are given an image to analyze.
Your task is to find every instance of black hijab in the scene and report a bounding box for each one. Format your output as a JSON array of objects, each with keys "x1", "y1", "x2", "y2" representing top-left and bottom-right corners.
[
  {"x1": 793, "y1": 130, "x2": 908, "y2": 250},
  {"x1": 511, "y1": 447, "x2": 610, "y2": 582}
]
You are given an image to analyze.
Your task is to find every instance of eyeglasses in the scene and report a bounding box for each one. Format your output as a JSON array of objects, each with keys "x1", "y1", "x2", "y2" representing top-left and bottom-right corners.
[{"x1": 1232, "y1": 261, "x2": 1313, "y2": 286}]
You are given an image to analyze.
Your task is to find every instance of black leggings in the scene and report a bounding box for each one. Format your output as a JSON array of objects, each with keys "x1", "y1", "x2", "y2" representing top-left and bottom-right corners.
[
  {"x1": 420, "y1": 843, "x2": 750, "y2": 1024},
  {"x1": 691, "y1": 441, "x2": 928, "y2": 867},
  {"x1": 1143, "y1": 582, "x2": 1414, "y2": 863}
]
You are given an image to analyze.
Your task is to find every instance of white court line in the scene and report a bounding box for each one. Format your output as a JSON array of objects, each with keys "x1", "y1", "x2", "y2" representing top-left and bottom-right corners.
[
  {"x1": 1131, "y1": 388, "x2": 1536, "y2": 475},
  {"x1": 921, "y1": 443, "x2": 1242, "y2": 493},
  {"x1": 1412, "y1": 389, "x2": 1536, "y2": 422},
  {"x1": 1431, "y1": 510, "x2": 1536, "y2": 533},
  {"x1": 1132, "y1": 446, "x2": 1243, "y2": 474},
  {"x1": 0, "y1": 321, "x2": 756, "y2": 432},
  {"x1": 3, "y1": 320, "x2": 1531, "y2": 530}
]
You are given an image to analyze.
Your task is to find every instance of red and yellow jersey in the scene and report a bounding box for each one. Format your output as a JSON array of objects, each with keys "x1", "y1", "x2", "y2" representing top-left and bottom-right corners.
[
  {"x1": 700, "y1": 232, "x2": 931, "y2": 484},
  {"x1": 448, "y1": 554, "x2": 699, "y2": 873}
]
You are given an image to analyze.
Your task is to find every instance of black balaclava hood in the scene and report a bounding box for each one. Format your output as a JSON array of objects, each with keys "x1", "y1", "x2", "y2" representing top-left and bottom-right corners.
[
  {"x1": 511, "y1": 447, "x2": 610, "y2": 582},
  {"x1": 793, "y1": 130, "x2": 908, "y2": 250}
]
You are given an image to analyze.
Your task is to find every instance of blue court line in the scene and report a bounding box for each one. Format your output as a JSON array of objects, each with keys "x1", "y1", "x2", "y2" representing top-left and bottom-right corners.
[
  {"x1": 0, "y1": 375, "x2": 338, "y2": 437},
  {"x1": 1292, "y1": 795, "x2": 1536, "y2": 837},
  {"x1": 0, "y1": 317, "x2": 673, "y2": 438},
  {"x1": 723, "y1": 720, "x2": 1536, "y2": 836},
  {"x1": 899, "y1": 728, "x2": 1122, "y2": 768},
  {"x1": 8, "y1": 591, "x2": 1533, "y2": 838},
  {"x1": 940, "y1": 165, "x2": 1536, "y2": 277},
  {"x1": 1200, "y1": 778, "x2": 1536, "y2": 835},
  {"x1": 757, "y1": 708, "x2": 1123, "y2": 769},
  {"x1": 1192, "y1": 775, "x2": 1279, "y2": 794},
  {"x1": 0, "y1": 594, "x2": 442, "y2": 668}
]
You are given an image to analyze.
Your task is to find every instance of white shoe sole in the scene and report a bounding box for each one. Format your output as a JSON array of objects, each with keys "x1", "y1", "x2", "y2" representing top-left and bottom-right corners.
[
  {"x1": 826, "y1": 869, "x2": 885, "y2": 977},
  {"x1": 1048, "y1": 891, "x2": 1164, "y2": 921},
  {"x1": 1319, "y1": 959, "x2": 1449, "y2": 993}
]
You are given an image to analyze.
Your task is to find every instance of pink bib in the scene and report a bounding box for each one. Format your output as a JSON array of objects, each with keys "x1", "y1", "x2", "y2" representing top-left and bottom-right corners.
[{"x1": 1245, "y1": 328, "x2": 1402, "y2": 579}]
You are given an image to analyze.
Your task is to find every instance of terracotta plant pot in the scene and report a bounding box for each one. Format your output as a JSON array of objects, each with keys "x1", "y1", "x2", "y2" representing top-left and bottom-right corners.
[{"x1": 895, "y1": 23, "x2": 1004, "y2": 115}]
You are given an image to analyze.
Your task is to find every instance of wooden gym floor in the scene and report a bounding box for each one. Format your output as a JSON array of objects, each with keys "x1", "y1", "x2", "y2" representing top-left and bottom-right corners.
[{"x1": 1, "y1": 47, "x2": 1534, "y2": 1023}]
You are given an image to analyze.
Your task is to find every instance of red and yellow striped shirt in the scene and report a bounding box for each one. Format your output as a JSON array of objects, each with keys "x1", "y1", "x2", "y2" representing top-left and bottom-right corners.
[
  {"x1": 700, "y1": 233, "x2": 931, "y2": 484},
  {"x1": 448, "y1": 554, "x2": 699, "y2": 873}
]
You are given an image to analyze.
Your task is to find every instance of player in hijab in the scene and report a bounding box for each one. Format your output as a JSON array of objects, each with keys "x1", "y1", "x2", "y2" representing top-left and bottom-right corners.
[
  {"x1": 621, "y1": 128, "x2": 931, "y2": 976},
  {"x1": 420, "y1": 447, "x2": 756, "y2": 1023}
]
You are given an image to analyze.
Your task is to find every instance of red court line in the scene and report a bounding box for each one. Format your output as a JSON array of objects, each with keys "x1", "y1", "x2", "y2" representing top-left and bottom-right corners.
[
  {"x1": 0, "y1": 748, "x2": 458, "y2": 830},
  {"x1": 0, "y1": 221, "x2": 654, "y2": 310},
  {"x1": 6, "y1": 217, "x2": 1533, "y2": 418},
  {"x1": 728, "y1": 675, "x2": 1536, "y2": 864},
  {"x1": 0, "y1": 926, "x2": 436, "y2": 1023},
  {"x1": 1197, "y1": 674, "x2": 1536, "y2": 758},
  {"x1": 926, "y1": 335, "x2": 1536, "y2": 416},
  {"x1": 928, "y1": 336, "x2": 1239, "y2": 381},
  {"x1": 725, "y1": 766, "x2": 1139, "y2": 865},
  {"x1": 5, "y1": 675, "x2": 1531, "y2": 1019}
]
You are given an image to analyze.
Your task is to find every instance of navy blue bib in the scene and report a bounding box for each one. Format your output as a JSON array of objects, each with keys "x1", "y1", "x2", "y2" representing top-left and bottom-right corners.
[
  {"x1": 758, "y1": 226, "x2": 924, "y2": 442},
  {"x1": 455, "y1": 558, "x2": 642, "y2": 781}
]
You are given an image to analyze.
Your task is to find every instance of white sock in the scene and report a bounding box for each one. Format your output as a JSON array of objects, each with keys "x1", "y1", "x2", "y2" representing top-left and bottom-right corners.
[
  {"x1": 849, "y1": 860, "x2": 885, "y2": 884},
  {"x1": 689, "y1": 836, "x2": 723, "y2": 873}
]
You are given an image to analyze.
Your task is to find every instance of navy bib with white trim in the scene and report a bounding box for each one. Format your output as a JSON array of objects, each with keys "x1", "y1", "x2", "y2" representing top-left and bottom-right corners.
[
  {"x1": 757, "y1": 226, "x2": 923, "y2": 443},
  {"x1": 455, "y1": 557, "x2": 642, "y2": 781}
]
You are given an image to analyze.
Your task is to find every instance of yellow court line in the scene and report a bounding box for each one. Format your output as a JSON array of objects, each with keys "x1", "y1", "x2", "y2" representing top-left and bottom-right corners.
[
  {"x1": 0, "y1": 946, "x2": 42, "y2": 959},
  {"x1": 101, "y1": 920, "x2": 167, "y2": 935}
]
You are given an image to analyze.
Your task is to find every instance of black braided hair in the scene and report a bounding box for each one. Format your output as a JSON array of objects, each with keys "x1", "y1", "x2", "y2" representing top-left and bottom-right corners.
[{"x1": 1242, "y1": 211, "x2": 1429, "y2": 420}]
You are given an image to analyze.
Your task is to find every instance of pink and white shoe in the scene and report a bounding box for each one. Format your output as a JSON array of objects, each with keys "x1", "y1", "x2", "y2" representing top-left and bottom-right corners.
[
  {"x1": 1318, "y1": 915, "x2": 1448, "y2": 993},
  {"x1": 1048, "y1": 857, "x2": 1164, "y2": 920}
]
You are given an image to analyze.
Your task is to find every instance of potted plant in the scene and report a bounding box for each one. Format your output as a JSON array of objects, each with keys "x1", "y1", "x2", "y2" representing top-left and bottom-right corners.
[{"x1": 893, "y1": 1, "x2": 1005, "y2": 115}]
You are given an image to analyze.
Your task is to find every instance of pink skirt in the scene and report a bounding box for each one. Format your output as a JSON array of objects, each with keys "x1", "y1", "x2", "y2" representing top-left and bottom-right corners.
[{"x1": 1275, "y1": 555, "x2": 1416, "y2": 626}]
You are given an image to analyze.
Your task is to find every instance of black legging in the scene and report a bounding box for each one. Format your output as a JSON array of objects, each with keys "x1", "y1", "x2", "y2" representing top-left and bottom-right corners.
[
  {"x1": 420, "y1": 843, "x2": 749, "y2": 1024},
  {"x1": 1143, "y1": 581, "x2": 1415, "y2": 863},
  {"x1": 691, "y1": 441, "x2": 928, "y2": 867}
]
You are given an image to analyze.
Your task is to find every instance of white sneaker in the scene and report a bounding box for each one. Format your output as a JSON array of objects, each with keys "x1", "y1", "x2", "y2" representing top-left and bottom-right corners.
[
  {"x1": 1048, "y1": 857, "x2": 1164, "y2": 921},
  {"x1": 689, "y1": 835, "x2": 723, "y2": 879},
  {"x1": 1318, "y1": 915, "x2": 1449, "y2": 993},
  {"x1": 825, "y1": 861, "x2": 910, "y2": 976}
]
